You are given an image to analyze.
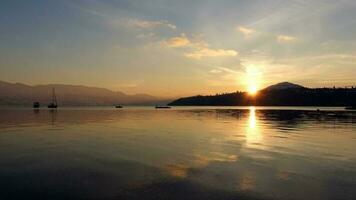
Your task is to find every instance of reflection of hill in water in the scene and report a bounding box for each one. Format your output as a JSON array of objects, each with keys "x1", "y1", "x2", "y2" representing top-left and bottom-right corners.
[
  {"x1": 0, "y1": 109, "x2": 127, "y2": 128},
  {"x1": 0, "y1": 109, "x2": 355, "y2": 129},
  {"x1": 258, "y1": 110, "x2": 356, "y2": 131},
  {"x1": 183, "y1": 109, "x2": 356, "y2": 130}
]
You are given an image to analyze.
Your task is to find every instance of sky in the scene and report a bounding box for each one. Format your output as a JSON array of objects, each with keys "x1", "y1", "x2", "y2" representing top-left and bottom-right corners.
[{"x1": 1, "y1": 0, "x2": 356, "y2": 97}]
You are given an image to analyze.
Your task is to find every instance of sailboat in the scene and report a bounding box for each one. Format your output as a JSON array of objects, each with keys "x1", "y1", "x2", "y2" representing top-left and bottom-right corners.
[
  {"x1": 48, "y1": 88, "x2": 58, "y2": 109},
  {"x1": 33, "y1": 102, "x2": 40, "y2": 108}
]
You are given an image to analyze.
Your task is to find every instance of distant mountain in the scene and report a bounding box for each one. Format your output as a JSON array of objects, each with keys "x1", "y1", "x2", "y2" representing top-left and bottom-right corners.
[
  {"x1": 0, "y1": 81, "x2": 170, "y2": 106},
  {"x1": 263, "y1": 82, "x2": 305, "y2": 91},
  {"x1": 169, "y1": 82, "x2": 356, "y2": 106}
]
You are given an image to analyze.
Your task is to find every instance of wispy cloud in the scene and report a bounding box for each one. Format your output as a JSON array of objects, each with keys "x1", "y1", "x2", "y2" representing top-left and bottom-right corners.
[
  {"x1": 206, "y1": 66, "x2": 245, "y2": 88},
  {"x1": 209, "y1": 67, "x2": 242, "y2": 76},
  {"x1": 237, "y1": 26, "x2": 256, "y2": 38},
  {"x1": 163, "y1": 34, "x2": 191, "y2": 47},
  {"x1": 129, "y1": 19, "x2": 176, "y2": 30},
  {"x1": 277, "y1": 35, "x2": 297, "y2": 43},
  {"x1": 307, "y1": 54, "x2": 356, "y2": 60},
  {"x1": 185, "y1": 49, "x2": 238, "y2": 59},
  {"x1": 210, "y1": 69, "x2": 222, "y2": 74},
  {"x1": 72, "y1": 4, "x2": 177, "y2": 30},
  {"x1": 163, "y1": 34, "x2": 238, "y2": 59}
]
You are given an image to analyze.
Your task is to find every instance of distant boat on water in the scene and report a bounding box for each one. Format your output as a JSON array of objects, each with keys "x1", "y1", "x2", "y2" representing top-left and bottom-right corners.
[
  {"x1": 345, "y1": 106, "x2": 356, "y2": 110},
  {"x1": 155, "y1": 106, "x2": 171, "y2": 109},
  {"x1": 33, "y1": 102, "x2": 40, "y2": 108},
  {"x1": 48, "y1": 88, "x2": 58, "y2": 109},
  {"x1": 115, "y1": 105, "x2": 123, "y2": 108}
]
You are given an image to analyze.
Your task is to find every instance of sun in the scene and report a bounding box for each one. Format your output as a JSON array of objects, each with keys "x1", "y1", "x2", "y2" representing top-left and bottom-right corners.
[
  {"x1": 248, "y1": 85, "x2": 258, "y2": 95},
  {"x1": 245, "y1": 65, "x2": 261, "y2": 96}
]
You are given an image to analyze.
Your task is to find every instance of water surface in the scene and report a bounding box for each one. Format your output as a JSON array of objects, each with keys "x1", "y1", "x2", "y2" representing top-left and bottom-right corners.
[{"x1": 0, "y1": 107, "x2": 355, "y2": 200}]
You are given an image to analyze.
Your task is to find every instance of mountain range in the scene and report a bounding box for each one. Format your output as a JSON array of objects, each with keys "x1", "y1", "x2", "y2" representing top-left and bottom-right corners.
[
  {"x1": 0, "y1": 81, "x2": 170, "y2": 106},
  {"x1": 1, "y1": 81, "x2": 355, "y2": 107},
  {"x1": 169, "y1": 82, "x2": 356, "y2": 106}
]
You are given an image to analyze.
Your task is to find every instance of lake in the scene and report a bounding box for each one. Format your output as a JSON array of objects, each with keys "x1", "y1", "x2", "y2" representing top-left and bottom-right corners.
[{"x1": 0, "y1": 107, "x2": 355, "y2": 200}]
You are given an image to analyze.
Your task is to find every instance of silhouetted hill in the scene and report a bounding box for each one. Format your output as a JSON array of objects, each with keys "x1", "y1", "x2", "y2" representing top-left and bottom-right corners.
[
  {"x1": 169, "y1": 82, "x2": 356, "y2": 106},
  {"x1": 0, "y1": 81, "x2": 170, "y2": 106},
  {"x1": 263, "y1": 82, "x2": 305, "y2": 91}
]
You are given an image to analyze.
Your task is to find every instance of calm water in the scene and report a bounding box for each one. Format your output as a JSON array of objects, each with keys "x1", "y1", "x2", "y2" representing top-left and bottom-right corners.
[{"x1": 0, "y1": 107, "x2": 355, "y2": 200}]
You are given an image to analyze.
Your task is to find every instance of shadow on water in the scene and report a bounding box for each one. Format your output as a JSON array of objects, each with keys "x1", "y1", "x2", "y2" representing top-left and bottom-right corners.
[
  {"x1": 0, "y1": 157, "x2": 268, "y2": 200},
  {"x1": 108, "y1": 180, "x2": 267, "y2": 200}
]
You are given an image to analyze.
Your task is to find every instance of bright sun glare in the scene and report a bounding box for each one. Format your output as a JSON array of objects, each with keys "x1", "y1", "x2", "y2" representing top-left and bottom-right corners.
[
  {"x1": 248, "y1": 85, "x2": 258, "y2": 95},
  {"x1": 245, "y1": 65, "x2": 262, "y2": 96}
]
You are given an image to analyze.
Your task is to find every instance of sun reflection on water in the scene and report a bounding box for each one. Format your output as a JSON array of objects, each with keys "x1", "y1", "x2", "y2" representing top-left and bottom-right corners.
[
  {"x1": 249, "y1": 107, "x2": 256, "y2": 129},
  {"x1": 245, "y1": 107, "x2": 263, "y2": 147}
]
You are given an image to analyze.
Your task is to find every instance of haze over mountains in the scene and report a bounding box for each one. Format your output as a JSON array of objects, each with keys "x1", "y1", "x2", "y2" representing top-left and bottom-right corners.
[{"x1": 0, "y1": 81, "x2": 170, "y2": 106}]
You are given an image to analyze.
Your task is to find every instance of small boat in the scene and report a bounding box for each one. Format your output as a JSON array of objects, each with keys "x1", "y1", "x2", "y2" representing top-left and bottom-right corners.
[
  {"x1": 155, "y1": 106, "x2": 171, "y2": 109},
  {"x1": 48, "y1": 88, "x2": 58, "y2": 109},
  {"x1": 48, "y1": 103, "x2": 57, "y2": 109},
  {"x1": 345, "y1": 106, "x2": 356, "y2": 110},
  {"x1": 115, "y1": 105, "x2": 123, "y2": 108},
  {"x1": 33, "y1": 102, "x2": 40, "y2": 108}
]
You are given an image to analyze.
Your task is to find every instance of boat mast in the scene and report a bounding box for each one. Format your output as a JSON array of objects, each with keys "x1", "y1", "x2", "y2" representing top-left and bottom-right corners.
[{"x1": 52, "y1": 88, "x2": 57, "y2": 105}]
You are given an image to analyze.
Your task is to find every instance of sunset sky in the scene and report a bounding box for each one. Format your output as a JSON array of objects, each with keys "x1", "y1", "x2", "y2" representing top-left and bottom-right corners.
[{"x1": 1, "y1": 0, "x2": 356, "y2": 97}]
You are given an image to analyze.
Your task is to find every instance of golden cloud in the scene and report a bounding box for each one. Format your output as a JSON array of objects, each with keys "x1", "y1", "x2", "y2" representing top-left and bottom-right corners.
[
  {"x1": 164, "y1": 34, "x2": 191, "y2": 47},
  {"x1": 237, "y1": 26, "x2": 256, "y2": 38},
  {"x1": 164, "y1": 34, "x2": 238, "y2": 59},
  {"x1": 277, "y1": 35, "x2": 297, "y2": 43},
  {"x1": 185, "y1": 48, "x2": 238, "y2": 59}
]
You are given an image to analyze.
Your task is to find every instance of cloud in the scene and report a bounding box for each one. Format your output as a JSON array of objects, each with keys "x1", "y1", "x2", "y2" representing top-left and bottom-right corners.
[
  {"x1": 307, "y1": 54, "x2": 356, "y2": 60},
  {"x1": 73, "y1": 5, "x2": 177, "y2": 31},
  {"x1": 136, "y1": 32, "x2": 156, "y2": 39},
  {"x1": 206, "y1": 66, "x2": 245, "y2": 87},
  {"x1": 164, "y1": 34, "x2": 191, "y2": 47},
  {"x1": 210, "y1": 67, "x2": 241, "y2": 74},
  {"x1": 129, "y1": 19, "x2": 176, "y2": 30},
  {"x1": 210, "y1": 69, "x2": 222, "y2": 74},
  {"x1": 277, "y1": 35, "x2": 297, "y2": 43},
  {"x1": 163, "y1": 34, "x2": 238, "y2": 59},
  {"x1": 218, "y1": 67, "x2": 241, "y2": 74},
  {"x1": 237, "y1": 26, "x2": 256, "y2": 38},
  {"x1": 185, "y1": 48, "x2": 238, "y2": 59}
]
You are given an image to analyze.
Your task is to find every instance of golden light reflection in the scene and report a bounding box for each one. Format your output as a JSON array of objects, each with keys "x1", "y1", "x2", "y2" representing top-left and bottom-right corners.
[
  {"x1": 276, "y1": 170, "x2": 290, "y2": 181},
  {"x1": 245, "y1": 107, "x2": 263, "y2": 147},
  {"x1": 194, "y1": 152, "x2": 238, "y2": 167},
  {"x1": 249, "y1": 106, "x2": 256, "y2": 129},
  {"x1": 238, "y1": 174, "x2": 255, "y2": 191},
  {"x1": 164, "y1": 164, "x2": 189, "y2": 178}
]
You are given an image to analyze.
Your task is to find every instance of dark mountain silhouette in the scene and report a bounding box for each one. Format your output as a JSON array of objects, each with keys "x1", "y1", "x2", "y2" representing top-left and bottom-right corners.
[
  {"x1": 169, "y1": 82, "x2": 356, "y2": 106},
  {"x1": 0, "y1": 81, "x2": 170, "y2": 106},
  {"x1": 263, "y1": 82, "x2": 304, "y2": 91}
]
